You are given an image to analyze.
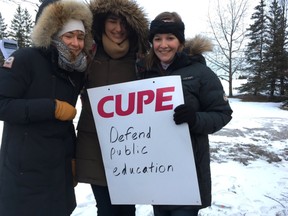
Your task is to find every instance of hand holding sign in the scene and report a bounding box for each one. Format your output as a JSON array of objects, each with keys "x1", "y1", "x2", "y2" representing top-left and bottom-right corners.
[
  {"x1": 87, "y1": 76, "x2": 201, "y2": 205},
  {"x1": 173, "y1": 104, "x2": 197, "y2": 126}
]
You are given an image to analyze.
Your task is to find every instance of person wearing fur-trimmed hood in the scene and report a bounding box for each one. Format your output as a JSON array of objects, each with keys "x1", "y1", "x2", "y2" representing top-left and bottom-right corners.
[
  {"x1": 0, "y1": 0, "x2": 93, "y2": 215},
  {"x1": 136, "y1": 12, "x2": 233, "y2": 216},
  {"x1": 75, "y1": 0, "x2": 149, "y2": 215}
]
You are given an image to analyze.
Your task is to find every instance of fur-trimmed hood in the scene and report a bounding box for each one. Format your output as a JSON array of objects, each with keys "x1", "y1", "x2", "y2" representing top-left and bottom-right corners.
[
  {"x1": 89, "y1": 0, "x2": 149, "y2": 53},
  {"x1": 184, "y1": 35, "x2": 213, "y2": 56},
  {"x1": 31, "y1": 0, "x2": 93, "y2": 53}
]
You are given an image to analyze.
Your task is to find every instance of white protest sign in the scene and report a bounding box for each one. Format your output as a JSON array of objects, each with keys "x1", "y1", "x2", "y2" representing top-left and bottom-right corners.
[{"x1": 87, "y1": 76, "x2": 201, "y2": 205}]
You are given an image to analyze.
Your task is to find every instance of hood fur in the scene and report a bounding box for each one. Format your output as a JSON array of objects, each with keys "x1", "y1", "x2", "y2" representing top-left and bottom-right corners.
[
  {"x1": 31, "y1": 0, "x2": 93, "y2": 53},
  {"x1": 90, "y1": 0, "x2": 149, "y2": 53},
  {"x1": 184, "y1": 35, "x2": 213, "y2": 56}
]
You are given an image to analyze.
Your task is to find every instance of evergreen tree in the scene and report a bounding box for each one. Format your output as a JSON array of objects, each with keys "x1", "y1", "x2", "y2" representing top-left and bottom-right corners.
[
  {"x1": 9, "y1": 5, "x2": 33, "y2": 48},
  {"x1": 265, "y1": 0, "x2": 287, "y2": 96},
  {"x1": 9, "y1": 5, "x2": 25, "y2": 48},
  {"x1": 0, "y1": 12, "x2": 7, "y2": 39},
  {"x1": 277, "y1": 0, "x2": 288, "y2": 96},
  {"x1": 0, "y1": 12, "x2": 7, "y2": 64},
  {"x1": 240, "y1": 0, "x2": 267, "y2": 95},
  {"x1": 22, "y1": 8, "x2": 33, "y2": 47}
]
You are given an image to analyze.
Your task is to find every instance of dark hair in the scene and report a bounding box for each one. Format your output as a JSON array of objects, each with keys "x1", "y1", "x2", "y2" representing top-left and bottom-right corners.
[
  {"x1": 93, "y1": 12, "x2": 135, "y2": 45},
  {"x1": 145, "y1": 12, "x2": 185, "y2": 70}
]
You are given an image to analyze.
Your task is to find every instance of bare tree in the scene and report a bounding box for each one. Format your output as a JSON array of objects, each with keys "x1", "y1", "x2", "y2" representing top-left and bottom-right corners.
[{"x1": 207, "y1": 0, "x2": 249, "y2": 97}]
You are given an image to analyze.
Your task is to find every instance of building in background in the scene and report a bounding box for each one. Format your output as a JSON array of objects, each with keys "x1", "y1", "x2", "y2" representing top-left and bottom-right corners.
[{"x1": 0, "y1": 39, "x2": 18, "y2": 59}]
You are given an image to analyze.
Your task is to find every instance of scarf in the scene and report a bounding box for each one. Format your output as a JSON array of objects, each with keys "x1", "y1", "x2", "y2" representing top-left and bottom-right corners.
[
  {"x1": 102, "y1": 33, "x2": 129, "y2": 59},
  {"x1": 52, "y1": 39, "x2": 87, "y2": 72}
]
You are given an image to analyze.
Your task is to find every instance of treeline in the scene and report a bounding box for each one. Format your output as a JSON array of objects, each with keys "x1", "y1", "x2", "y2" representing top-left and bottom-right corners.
[
  {"x1": 0, "y1": 0, "x2": 287, "y2": 97},
  {"x1": 0, "y1": 5, "x2": 33, "y2": 63},
  {"x1": 241, "y1": 0, "x2": 288, "y2": 97}
]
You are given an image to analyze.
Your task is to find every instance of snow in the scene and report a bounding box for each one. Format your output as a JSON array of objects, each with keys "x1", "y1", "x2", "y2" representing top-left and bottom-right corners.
[{"x1": 1, "y1": 79, "x2": 288, "y2": 215}]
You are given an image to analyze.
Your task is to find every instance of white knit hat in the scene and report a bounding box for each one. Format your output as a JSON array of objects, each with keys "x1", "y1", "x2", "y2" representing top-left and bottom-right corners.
[{"x1": 57, "y1": 19, "x2": 85, "y2": 37}]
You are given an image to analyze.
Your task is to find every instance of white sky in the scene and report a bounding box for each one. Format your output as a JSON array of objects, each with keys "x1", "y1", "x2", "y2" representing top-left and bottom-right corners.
[{"x1": 0, "y1": 0, "x2": 258, "y2": 38}]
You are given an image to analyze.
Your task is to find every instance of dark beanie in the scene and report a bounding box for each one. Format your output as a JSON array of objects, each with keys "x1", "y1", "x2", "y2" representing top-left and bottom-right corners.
[
  {"x1": 149, "y1": 19, "x2": 185, "y2": 43},
  {"x1": 35, "y1": 0, "x2": 60, "y2": 23}
]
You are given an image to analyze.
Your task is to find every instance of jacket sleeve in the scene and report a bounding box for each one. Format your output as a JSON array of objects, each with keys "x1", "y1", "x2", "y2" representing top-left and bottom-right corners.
[
  {"x1": 190, "y1": 67, "x2": 233, "y2": 134},
  {"x1": 0, "y1": 49, "x2": 55, "y2": 124}
]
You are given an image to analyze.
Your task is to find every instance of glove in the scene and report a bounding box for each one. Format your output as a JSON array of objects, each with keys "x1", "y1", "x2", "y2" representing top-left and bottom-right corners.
[
  {"x1": 173, "y1": 104, "x2": 196, "y2": 126},
  {"x1": 55, "y1": 99, "x2": 77, "y2": 121}
]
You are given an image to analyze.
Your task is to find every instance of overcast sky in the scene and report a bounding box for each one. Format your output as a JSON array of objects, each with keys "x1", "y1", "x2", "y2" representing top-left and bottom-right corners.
[{"x1": 0, "y1": 0, "x2": 258, "y2": 38}]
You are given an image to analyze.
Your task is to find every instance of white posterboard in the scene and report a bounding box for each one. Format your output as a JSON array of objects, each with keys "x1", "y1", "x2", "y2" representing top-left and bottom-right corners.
[{"x1": 87, "y1": 76, "x2": 201, "y2": 205}]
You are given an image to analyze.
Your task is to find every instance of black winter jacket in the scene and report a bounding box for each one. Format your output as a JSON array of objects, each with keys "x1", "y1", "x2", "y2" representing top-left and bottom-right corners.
[
  {"x1": 0, "y1": 0, "x2": 93, "y2": 215},
  {"x1": 0, "y1": 47, "x2": 83, "y2": 216},
  {"x1": 136, "y1": 36, "x2": 233, "y2": 209}
]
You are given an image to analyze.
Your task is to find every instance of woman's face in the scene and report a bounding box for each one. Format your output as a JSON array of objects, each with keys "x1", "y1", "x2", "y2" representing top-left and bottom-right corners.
[
  {"x1": 104, "y1": 15, "x2": 128, "y2": 44},
  {"x1": 152, "y1": 33, "x2": 181, "y2": 64},
  {"x1": 60, "y1": 30, "x2": 85, "y2": 56}
]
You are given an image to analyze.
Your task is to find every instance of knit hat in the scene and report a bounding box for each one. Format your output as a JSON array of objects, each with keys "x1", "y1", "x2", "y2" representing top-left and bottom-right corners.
[
  {"x1": 31, "y1": 0, "x2": 93, "y2": 51},
  {"x1": 149, "y1": 19, "x2": 185, "y2": 43},
  {"x1": 57, "y1": 19, "x2": 85, "y2": 37}
]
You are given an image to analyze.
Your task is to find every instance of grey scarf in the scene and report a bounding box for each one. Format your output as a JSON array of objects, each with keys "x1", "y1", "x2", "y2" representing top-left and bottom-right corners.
[{"x1": 52, "y1": 39, "x2": 87, "y2": 72}]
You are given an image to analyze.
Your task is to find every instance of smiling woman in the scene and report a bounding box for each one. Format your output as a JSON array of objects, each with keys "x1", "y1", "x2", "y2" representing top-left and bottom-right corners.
[{"x1": 0, "y1": 1, "x2": 93, "y2": 216}]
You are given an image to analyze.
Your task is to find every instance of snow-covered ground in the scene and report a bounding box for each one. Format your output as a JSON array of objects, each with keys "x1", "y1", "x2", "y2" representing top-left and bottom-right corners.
[
  {"x1": 71, "y1": 97, "x2": 288, "y2": 216},
  {"x1": 0, "y1": 79, "x2": 287, "y2": 216},
  {"x1": 71, "y1": 80, "x2": 288, "y2": 216}
]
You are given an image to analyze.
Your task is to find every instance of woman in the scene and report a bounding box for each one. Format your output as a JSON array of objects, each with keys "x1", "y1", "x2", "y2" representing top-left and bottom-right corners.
[
  {"x1": 75, "y1": 0, "x2": 149, "y2": 215},
  {"x1": 136, "y1": 12, "x2": 233, "y2": 216},
  {"x1": 0, "y1": 0, "x2": 93, "y2": 215}
]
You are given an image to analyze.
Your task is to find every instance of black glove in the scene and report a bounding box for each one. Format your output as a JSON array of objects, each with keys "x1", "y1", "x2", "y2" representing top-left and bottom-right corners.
[{"x1": 173, "y1": 104, "x2": 196, "y2": 126}]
